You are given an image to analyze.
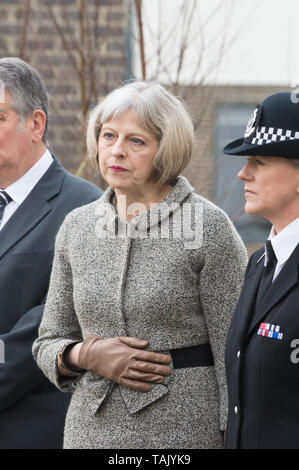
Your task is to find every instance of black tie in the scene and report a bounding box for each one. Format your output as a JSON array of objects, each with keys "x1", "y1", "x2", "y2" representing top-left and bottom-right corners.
[
  {"x1": 0, "y1": 191, "x2": 12, "y2": 225},
  {"x1": 256, "y1": 240, "x2": 277, "y2": 306}
]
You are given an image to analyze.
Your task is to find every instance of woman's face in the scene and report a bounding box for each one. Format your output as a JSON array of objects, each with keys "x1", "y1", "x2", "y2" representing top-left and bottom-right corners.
[
  {"x1": 98, "y1": 110, "x2": 159, "y2": 194},
  {"x1": 237, "y1": 155, "x2": 299, "y2": 225}
]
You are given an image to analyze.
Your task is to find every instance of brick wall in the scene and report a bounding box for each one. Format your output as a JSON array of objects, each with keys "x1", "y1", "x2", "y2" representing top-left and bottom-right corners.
[{"x1": 0, "y1": 0, "x2": 130, "y2": 186}]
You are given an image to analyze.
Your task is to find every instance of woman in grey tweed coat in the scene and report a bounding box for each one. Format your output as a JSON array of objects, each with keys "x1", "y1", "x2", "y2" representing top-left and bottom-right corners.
[{"x1": 33, "y1": 81, "x2": 247, "y2": 449}]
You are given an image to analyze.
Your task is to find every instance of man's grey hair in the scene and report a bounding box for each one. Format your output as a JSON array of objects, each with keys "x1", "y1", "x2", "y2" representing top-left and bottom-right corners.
[{"x1": 0, "y1": 57, "x2": 49, "y2": 144}]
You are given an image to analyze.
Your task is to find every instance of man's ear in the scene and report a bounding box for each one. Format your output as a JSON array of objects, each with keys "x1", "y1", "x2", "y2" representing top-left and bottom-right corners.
[{"x1": 30, "y1": 109, "x2": 46, "y2": 143}]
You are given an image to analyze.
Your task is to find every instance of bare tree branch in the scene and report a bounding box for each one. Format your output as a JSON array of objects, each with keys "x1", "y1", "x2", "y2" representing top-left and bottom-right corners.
[
  {"x1": 44, "y1": 0, "x2": 80, "y2": 77},
  {"x1": 19, "y1": 0, "x2": 31, "y2": 60},
  {"x1": 134, "y1": 0, "x2": 146, "y2": 79}
]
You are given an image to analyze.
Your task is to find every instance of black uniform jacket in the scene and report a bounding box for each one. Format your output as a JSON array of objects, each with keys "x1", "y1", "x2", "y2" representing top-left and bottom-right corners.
[
  {"x1": 0, "y1": 156, "x2": 102, "y2": 449},
  {"x1": 225, "y1": 242, "x2": 299, "y2": 449}
]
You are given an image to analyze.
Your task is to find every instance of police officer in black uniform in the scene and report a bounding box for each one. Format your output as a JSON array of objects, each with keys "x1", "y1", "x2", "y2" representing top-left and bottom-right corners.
[{"x1": 223, "y1": 92, "x2": 299, "y2": 449}]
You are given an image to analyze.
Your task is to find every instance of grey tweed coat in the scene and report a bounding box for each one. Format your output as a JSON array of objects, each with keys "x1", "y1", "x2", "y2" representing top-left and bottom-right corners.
[{"x1": 33, "y1": 176, "x2": 247, "y2": 449}]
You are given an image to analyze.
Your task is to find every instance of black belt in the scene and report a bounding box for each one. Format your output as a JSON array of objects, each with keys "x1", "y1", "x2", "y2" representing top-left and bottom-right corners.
[{"x1": 169, "y1": 343, "x2": 214, "y2": 369}]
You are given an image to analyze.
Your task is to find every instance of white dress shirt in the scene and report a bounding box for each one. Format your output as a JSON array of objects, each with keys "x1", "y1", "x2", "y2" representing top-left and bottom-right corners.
[
  {"x1": 0, "y1": 149, "x2": 53, "y2": 230},
  {"x1": 266, "y1": 216, "x2": 299, "y2": 281}
]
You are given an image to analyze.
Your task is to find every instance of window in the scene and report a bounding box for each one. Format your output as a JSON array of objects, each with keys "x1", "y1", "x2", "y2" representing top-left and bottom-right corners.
[{"x1": 214, "y1": 103, "x2": 271, "y2": 243}]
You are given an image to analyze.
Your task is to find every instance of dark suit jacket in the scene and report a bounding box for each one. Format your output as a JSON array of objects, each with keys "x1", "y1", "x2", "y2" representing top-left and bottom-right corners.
[
  {"x1": 225, "y1": 242, "x2": 299, "y2": 449},
  {"x1": 0, "y1": 156, "x2": 102, "y2": 449}
]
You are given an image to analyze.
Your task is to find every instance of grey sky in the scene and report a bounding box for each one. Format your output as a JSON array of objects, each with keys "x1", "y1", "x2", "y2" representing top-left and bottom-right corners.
[{"x1": 133, "y1": 0, "x2": 298, "y2": 86}]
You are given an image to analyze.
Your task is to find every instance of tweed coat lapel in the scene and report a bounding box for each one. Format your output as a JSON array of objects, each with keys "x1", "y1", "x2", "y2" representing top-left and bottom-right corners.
[
  {"x1": 98, "y1": 175, "x2": 194, "y2": 224},
  {"x1": 96, "y1": 175, "x2": 195, "y2": 239}
]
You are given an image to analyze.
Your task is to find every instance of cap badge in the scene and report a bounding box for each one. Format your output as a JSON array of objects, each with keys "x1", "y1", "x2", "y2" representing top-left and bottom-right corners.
[{"x1": 244, "y1": 105, "x2": 261, "y2": 139}]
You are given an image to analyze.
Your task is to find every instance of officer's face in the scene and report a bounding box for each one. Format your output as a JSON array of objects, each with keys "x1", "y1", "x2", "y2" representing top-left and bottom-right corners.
[{"x1": 238, "y1": 156, "x2": 299, "y2": 230}]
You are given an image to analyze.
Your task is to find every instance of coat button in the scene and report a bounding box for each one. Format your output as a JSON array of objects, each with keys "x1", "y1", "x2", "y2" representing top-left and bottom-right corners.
[
  {"x1": 234, "y1": 406, "x2": 238, "y2": 415},
  {"x1": 237, "y1": 351, "x2": 241, "y2": 359}
]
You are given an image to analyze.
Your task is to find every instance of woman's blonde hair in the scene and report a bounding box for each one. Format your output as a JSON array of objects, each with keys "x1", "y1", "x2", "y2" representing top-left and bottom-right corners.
[{"x1": 86, "y1": 80, "x2": 194, "y2": 186}]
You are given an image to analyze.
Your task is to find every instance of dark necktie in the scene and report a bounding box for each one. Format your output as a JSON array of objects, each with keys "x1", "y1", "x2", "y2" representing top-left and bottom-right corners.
[
  {"x1": 255, "y1": 240, "x2": 277, "y2": 306},
  {"x1": 0, "y1": 191, "x2": 12, "y2": 225}
]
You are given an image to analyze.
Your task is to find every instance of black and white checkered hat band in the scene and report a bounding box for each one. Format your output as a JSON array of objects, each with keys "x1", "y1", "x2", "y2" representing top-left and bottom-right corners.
[{"x1": 250, "y1": 126, "x2": 299, "y2": 145}]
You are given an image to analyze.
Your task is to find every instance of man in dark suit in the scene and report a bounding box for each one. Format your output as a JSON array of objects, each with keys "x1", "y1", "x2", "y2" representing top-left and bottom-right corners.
[
  {"x1": 223, "y1": 92, "x2": 299, "y2": 449},
  {"x1": 0, "y1": 57, "x2": 102, "y2": 449}
]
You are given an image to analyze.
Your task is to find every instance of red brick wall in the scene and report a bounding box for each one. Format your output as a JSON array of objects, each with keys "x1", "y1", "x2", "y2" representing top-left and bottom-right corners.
[{"x1": 0, "y1": 0, "x2": 130, "y2": 186}]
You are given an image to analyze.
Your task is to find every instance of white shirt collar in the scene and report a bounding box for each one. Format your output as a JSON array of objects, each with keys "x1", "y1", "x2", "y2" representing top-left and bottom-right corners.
[
  {"x1": 3, "y1": 149, "x2": 53, "y2": 206},
  {"x1": 266, "y1": 216, "x2": 299, "y2": 266}
]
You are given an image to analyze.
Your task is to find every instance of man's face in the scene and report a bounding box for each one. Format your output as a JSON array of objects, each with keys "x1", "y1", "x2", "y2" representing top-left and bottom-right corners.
[
  {"x1": 0, "y1": 89, "x2": 34, "y2": 176},
  {"x1": 237, "y1": 155, "x2": 299, "y2": 225}
]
